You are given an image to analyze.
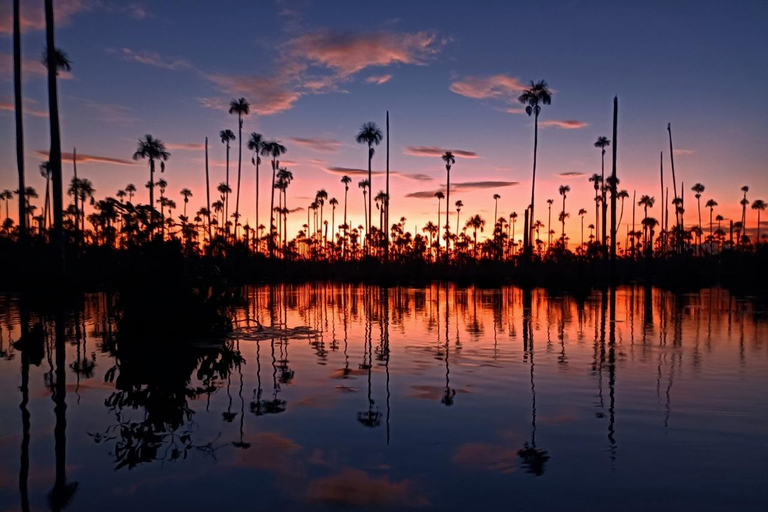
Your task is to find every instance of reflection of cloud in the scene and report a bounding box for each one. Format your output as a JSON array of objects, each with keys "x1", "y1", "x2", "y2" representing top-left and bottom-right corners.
[
  {"x1": 235, "y1": 432, "x2": 302, "y2": 474},
  {"x1": 307, "y1": 467, "x2": 429, "y2": 508},
  {"x1": 539, "y1": 119, "x2": 587, "y2": 129},
  {"x1": 288, "y1": 29, "x2": 444, "y2": 76},
  {"x1": 453, "y1": 442, "x2": 518, "y2": 474},
  {"x1": 366, "y1": 74, "x2": 392, "y2": 85},
  {"x1": 558, "y1": 172, "x2": 585, "y2": 178},
  {"x1": 405, "y1": 181, "x2": 519, "y2": 199},
  {"x1": 450, "y1": 74, "x2": 526, "y2": 100},
  {"x1": 34, "y1": 150, "x2": 135, "y2": 166},
  {"x1": 407, "y1": 385, "x2": 470, "y2": 400},
  {"x1": 289, "y1": 137, "x2": 342, "y2": 153},
  {"x1": 404, "y1": 146, "x2": 478, "y2": 159}
]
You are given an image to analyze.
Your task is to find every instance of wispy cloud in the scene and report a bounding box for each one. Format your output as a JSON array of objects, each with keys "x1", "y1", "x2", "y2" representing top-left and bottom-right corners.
[
  {"x1": 539, "y1": 120, "x2": 588, "y2": 129},
  {"x1": 558, "y1": 172, "x2": 586, "y2": 178},
  {"x1": 202, "y1": 74, "x2": 301, "y2": 116},
  {"x1": 405, "y1": 181, "x2": 519, "y2": 198},
  {"x1": 0, "y1": 99, "x2": 47, "y2": 118},
  {"x1": 674, "y1": 149, "x2": 696, "y2": 156},
  {"x1": 0, "y1": 53, "x2": 73, "y2": 81},
  {"x1": 287, "y1": 30, "x2": 445, "y2": 77},
  {"x1": 324, "y1": 166, "x2": 384, "y2": 177},
  {"x1": 366, "y1": 74, "x2": 392, "y2": 85},
  {"x1": 0, "y1": 0, "x2": 95, "y2": 35},
  {"x1": 288, "y1": 137, "x2": 342, "y2": 153},
  {"x1": 112, "y1": 48, "x2": 192, "y2": 71},
  {"x1": 404, "y1": 146, "x2": 478, "y2": 159},
  {"x1": 449, "y1": 74, "x2": 526, "y2": 101},
  {"x1": 34, "y1": 150, "x2": 135, "y2": 166},
  {"x1": 166, "y1": 142, "x2": 205, "y2": 151}
]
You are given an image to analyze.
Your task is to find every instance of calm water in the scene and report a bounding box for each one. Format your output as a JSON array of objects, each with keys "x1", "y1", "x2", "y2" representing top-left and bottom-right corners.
[{"x1": 0, "y1": 285, "x2": 766, "y2": 511}]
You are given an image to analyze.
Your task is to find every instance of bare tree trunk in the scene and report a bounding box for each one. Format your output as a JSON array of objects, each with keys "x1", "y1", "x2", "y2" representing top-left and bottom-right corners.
[
  {"x1": 45, "y1": 0, "x2": 64, "y2": 270},
  {"x1": 385, "y1": 111, "x2": 390, "y2": 262},
  {"x1": 13, "y1": 0, "x2": 26, "y2": 238},
  {"x1": 610, "y1": 96, "x2": 618, "y2": 261}
]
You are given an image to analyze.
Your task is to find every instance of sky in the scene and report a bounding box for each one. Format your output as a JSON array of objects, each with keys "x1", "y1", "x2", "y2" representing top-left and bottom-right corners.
[{"x1": 1, "y1": 0, "x2": 767, "y2": 242}]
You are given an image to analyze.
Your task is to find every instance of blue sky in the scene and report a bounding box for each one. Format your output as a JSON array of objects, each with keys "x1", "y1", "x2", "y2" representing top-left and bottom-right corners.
[{"x1": 1, "y1": 0, "x2": 766, "y2": 238}]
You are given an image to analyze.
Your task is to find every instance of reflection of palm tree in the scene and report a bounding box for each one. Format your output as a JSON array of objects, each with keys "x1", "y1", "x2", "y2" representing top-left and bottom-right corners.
[
  {"x1": 358, "y1": 290, "x2": 380, "y2": 428},
  {"x1": 441, "y1": 284, "x2": 455, "y2": 406}
]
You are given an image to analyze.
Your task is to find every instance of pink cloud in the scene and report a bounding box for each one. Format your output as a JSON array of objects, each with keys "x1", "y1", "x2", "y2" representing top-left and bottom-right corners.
[
  {"x1": 558, "y1": 172, "x2": 586, "y2": 178},
  {"x1": 366, "y1": 74, "x2": 392, "y2": 85},
  {"x1": 288, "y1": 137, "x2": 342, "y2": 153},
  {"x1": 505, "y1": 107, "x2": 527, "y2": 114},
  {"x1": 404, "y1": 146, "x2": 478, "y2": 159},
  {"x1": 674, "y1": 149, "x2": 696, "y2": 156},
  {"x1": 166, "y1": 142, "x2": 205, "y2": 151},
  {"x1": 307, "y1": 467, "x2": 429, "y2": 508},
  {"x1": 0, "y1": 99, "x2": 47, "y2": 118},
  {"x1": 34, "y1": 150, "x2": 135, "y2": 166},
  {"x1": 114, "y1": 48, "x2": 191, "y2": 70},
  {"x1": 450, "y1": 74, "x2": 526, "y2": 100},
  {"x1": 539, "y1": 119, "x2": 588, "y2": 129},
  {"x1": 324, "y1": 166, "x2": 384, "y2": 177},
  {"x1": 0, "y1": 0, "x2": 95, "y2": 35},
  {"x1": 0, "y1": 53, "x2": 73, "y2": 81},
  {"x1": 203, "y1": 74, "x2": 301, "y2": 115},
  {"x1": 288, "y1": 30, "x2": 444, "y2": 76}
]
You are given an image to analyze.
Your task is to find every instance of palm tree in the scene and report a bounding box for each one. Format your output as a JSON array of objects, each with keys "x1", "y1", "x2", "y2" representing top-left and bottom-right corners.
[
  {"x1": 125, "y1": 183, "x2": 136, "y2": 203},
  {"x1": 739, "y1": 186, "x2": 749, "y2": 245},
  {"x1": 465, "y1": 214, "x2": 485, "y2": 256},
  {"x1": 277, "y1": 167, "x2": 293, "y2": 250},
  {"x1": 329, "y1": 198, "x2": 338, "y2": 247},
  {"x1": 39, "y1": 162, "x2": 52, "y2": 230},
  {"x1": 546, "y1": 198, "x2": 554, "y2": 248},
  {"x1": 518, "y1": 80, "x2": 553, "y2": 253},
  {"x1": 594, "y1": 136, "x2": 610, "y2": 246},
  {"x1": 132, "y1": 135, "x2": 170, "y2": 233},
  {"x1": 434, "y1": 191, "x2": 444, "y2": 259},
  {"x1": 358, "y1": 179, "x2": 369, "y2": 241},
  {"x1": 616, "y1": 189, "x2": 629, "y2": 232},
  {"x1": 260, "y1": 140, "x2": 287, "y2": 255},
  {"x1": 216, "y1": 182, "x2": 231, "y2": 233},
  {"x1": 510, "y1": 212, "x2": 518, "y2": 254},
  {"x1": 578, "y1": 208, "x2": 587, "y2": 249},
  {"x1": 43, "y1": 0, "x2": 71, "y2": 258},
  {"x1": 638, "y1": 195, "x2": 655, "y2": 250},
  {"x1": 455, "y1": 200, "x2": 464, "y2": 241},
  {"x1": 493, "y1": 193, "x2": 501, "y2": 229},
  {"x1": 691, "y1": 183, "x2": 705, "y2": 248},
  {"x1": 1, "y1": 190, "x2": 12, "y2": 223},
  {"x1": 705, "y1": 199, "x2": 718, "y2": 237},
  {"x1": 752, "y1": 199, "x2": 766, "y2": 243},
  {"x1": 442, "y1": 152, "x2": 456, "y2": 255},
  {"x1": 229, "y1": 98, "x2": 250, "y2": 239},
  {"x1": 315, "y1": 189, "x2": 328, "y2": 246},
  {"x1": 180, "y1": 188, "x2": 193, "y2": 218},
  {"x1": 558, "y1": 185, "x2": 570, "y2": 239},
  {"x1": 355, "y1": 122, "x2": 383, "y2": 252},
  {"x1": 219, "y1": 129, "x2": 236, "y2": 235},
  {"x1": 588, "y1": 173, "x2": 602, "y2": 241},
  {"x1": 247, "y1": 133, "x2": 264, "y2": 241},
  {"x1": 13, "y1": 0, "x2": 25, "y2": 237}
]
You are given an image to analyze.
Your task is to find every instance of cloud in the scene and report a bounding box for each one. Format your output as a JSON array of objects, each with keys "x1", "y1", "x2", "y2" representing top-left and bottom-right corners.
[
  {"x1": 112, "y1": 48, "x2": 192, "y2": 71},
  {"x1": 404, "y1": 146, "x2": 478, "y2": 159},
  {"x1": 203, "y1": 74, "x2": 301, "y2": 116},
  {"x1": 324, "y1": 166, "x2": 384, "y2": 177},
  {"x1": 34, "y1": 150, "x2": 135, "y2": 166},
  {"x1": 307, "y1": 468, "x2": 428, "y2": 508},
  {"x1": 0, "y1": 0, "x2": 95, "y2": 35},
  {"x1": 0, "y1": 99, "x2": 47, "y2": 118},
  {"x1": 558, "y1": 172, "x2": 585, "y2": 178},
  {"x1": 288, "y1": 137, "x2": 342, "y2": 153},
  {"x1": 287, "y1": 29, "x2": 444, "y2": 77},
  {"x1": 166, "y1": 142, "x2": 205, "y2": 151},
  {"x1": 400, "y1": 173, "x2": 432, "y2": 182},
  {"x1": 288, "y1": 207, "x2": 304, "y2": 213},
  {"x1": 405, "y1": 181, "x2": 519, "y2": 199},
  {"x1": 234, "y1": 432, "x2": 302, "y2": 474},
  {"x1": 453, "y1": 442, "x2": 518, "y2": 474},
  {"x1": 70, "y1": 97, "x2": 136, "y2": 124},
  {"x1": 504, "y1": 107, "x2": 527, "y2": 114},
  {"x1": 674, "y1": 149, "x2": 696, "y2": 156},
  {"x1": 539, "y1": 120, "x2": 588, "y2": 129},
  {"x1": 450, "y1": 74, "x2": 526, "y2": 100},
  {"x1": 366, "y1": 74, "x2": 392, "y2": 85}
]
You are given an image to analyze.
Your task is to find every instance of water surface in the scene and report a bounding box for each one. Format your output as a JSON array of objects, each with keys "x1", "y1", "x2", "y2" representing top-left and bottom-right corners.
[{"x1": 0, "y1": 285, "x2": 766, "y2": 511}]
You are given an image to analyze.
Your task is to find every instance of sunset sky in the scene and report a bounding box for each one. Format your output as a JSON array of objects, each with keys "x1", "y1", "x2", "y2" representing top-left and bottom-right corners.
[{"x1": 1, "y1": 0, "x2": 766, "y2": 241}]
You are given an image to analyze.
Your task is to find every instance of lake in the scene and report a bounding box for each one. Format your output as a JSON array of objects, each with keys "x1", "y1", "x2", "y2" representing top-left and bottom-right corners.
[{"x1": 0, "y1": 285, "x2": 766, "y2": 511}]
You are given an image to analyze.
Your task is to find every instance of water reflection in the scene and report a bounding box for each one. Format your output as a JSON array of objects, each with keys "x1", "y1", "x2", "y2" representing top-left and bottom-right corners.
[{"x1": 0, "y1": 286, "x2": 765, "y2": 511}]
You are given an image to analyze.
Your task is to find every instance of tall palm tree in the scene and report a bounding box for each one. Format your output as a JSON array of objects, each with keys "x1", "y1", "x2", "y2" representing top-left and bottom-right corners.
[
  {"x1": 180, "y1": 188, "x2": 193, "y2": 218},
  {"x1": 616, "y1": 189, "x2": 629, "y2": 232},
  {"x1": 739, "y1": 186, "x2": 749, "y2": 245},
  {"x1": 588, "y1": 173, "x2": 602, "y2": 241},
  {"x1": 493, "y1": 193, "x2": 501, "y2": 228},
  {"x1": 229, "y1": 98, "x2": 250, "y2": 239},
  {"x1": 691, "y1": 183, "x2": 705, "y2": 248},
  {"x1": 435, "y1": 191, "x2": 444, "y2": 259},
  {"x1": 13, "y1": 0, "x2": 25, "y2": 237},
  {"x1": 316, "y1": 189, "x2": 328, "y2": 246},
  {"x1": 510, "y1": 212, "x2": 518, "y2": 254},
  {"x1": 329, "y1": 198, "x2": 338, "y2": 247},
  {"x1": 260, "y1": 140, "x2": 287, "y2": 255},
  {"x1": 751, "y1": 199, "x2": 766, "y2": 244},
  {"x1": 705, "y1": 199, "x2": 718, "y2": 237},
  {"x1": 358, "y1": 179, "x2": 369, "y2": 242},
  {"x1": 559, "y1": 185, "x2": 570, "y2": 239},
  {"x1": 578, "y1": 208, "x2": 587, "y2": 249},
  {"x1": 43, "y1": 0, "x2": 71, "y2": 261},
  {"x1": 39, "y1": 162, "x2": 52, "y2": 230},
  {"x1": 277, "y1": 167, "x2": 293, "y2": 251},
  {"x1": 132, "y1": 135, "x2": 170, "y2": 233},
  {"x1": 219, "y1": 129, "x2": 236, "y2": 235},
  {"x1": 518, "y1": 80, "x2": 553, "y2": 253},
  {"x1": 247, "y1": 133, "x2": 264, "y2": 240},
  {"x1": 355, "y1": 122, "x2": 383, "y2": 252},
  {"x1": 465, "y1": 214, "x2": 485, "y2": 257},
  {"x1": 442, "y1": 152, "x2": 455, "y2": 255},
  {"x1": 455, "y1": 200, "x2": 464, "y2": 241},
  {"x1": 594, "y1": 136, "x2": 611, "y2": 247},
  {"x1": 546, "y1": 199, "x2": 554, "y2": 248}
]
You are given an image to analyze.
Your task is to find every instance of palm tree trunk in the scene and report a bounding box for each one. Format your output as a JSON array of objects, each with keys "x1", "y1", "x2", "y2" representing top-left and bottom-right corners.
[
  {"x1": 610, "y1": 96, "x2": 618, "y2": 260},
  {"x1": 44, "y1": 0, "x2": 64, "y2": 269},
  {"x1": 385, "y1": 111, "x2": 390, "y2": 262},
  {"x1": 149, "y1": 159, "x2": 155, "y2": 233},
  {"x1": 205, "y1": 138, "x2": 211, "y2": 243},
  {"x1": 667, "y1": 124, "x2": 679, "y2": 252},
  {"x1": 13, "y1": 0, "x2": 26, "y2": 238},
  {"x1": 660, "y1": 151, "x2": 665, "y2": 252},
  {"x1": 235, "y1": 114, "x2": 243, "y2": 240},
  {"x1": 601, "y1": 150, "x2": 607, "y2": 248},
  {"x1": 269, "y1": 160, "x2": 277, "y2": 257},
  {"x1": 436, "y1": 198, "x2": 441, "y2": 260},
  {"x1": 255, "y1": 157, "x2": 260, "y2": 249},
  {"x1": 529, "y1": 112, "x2": 538, "y2": 253},
  {"x1": 445, "y1": 168, "x2": 451, "y2": 257},
  {"x1": 367, "y1": 146, "x2": 372, "y2": 254}
]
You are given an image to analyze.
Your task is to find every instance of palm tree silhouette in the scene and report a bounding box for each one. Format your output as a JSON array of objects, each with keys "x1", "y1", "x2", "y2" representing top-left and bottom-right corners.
[
  {"x1": 616, "y1": 189, "x2": 629, "y2": 234},
  {"x1": 358, "y1": 179, "x2": 369, "y2": 242},
  {"x1": 180, "y1": 188, "x2": 192, "y2": 218},
  {"x1": 466, "y1": 214, "x2": 485, "y2": 256},
  {"x1": 691, "y1": 183, "x2": 705, "y2": 249},
  {"x1": 638, "y1": 195, "x2": 655, "y2": 250},
  {"x1": 442, "y1": 151, "x2": 456, "y2": 256},
  {"x1": 355, "y1": 122, "x2": 383, "y2": 254},
  {"x1": 219, "y1": 129, "x2": 236, "y2": 235},
  {"x1": 340, "y1": 175, "x2": 352, "y2": 256},
  {"x1": 261, "y1": 140, "x2": 287, "y2": 255},
  {"x1": 434, "y1": 191, "x2": 444, "y2": 259},
  {"x1": 546, "y1": 198, "x2": 554, "y2": 249},
  {"x1": 125, "y1": 183, "x2": 136, "y2": 203},
  {"x1": 594, "y1": 136, "x2": 611, "y2": 247},
  {"x1": 455, "y1": 200, "x2": 464, "y2": 247},
  {"x1": 247, "y1": 132, "x2": 264, "y2": 244},
  {"x1": 739, "y1": 186, "x2": 749, "y2": 245},
  {"x1": 13, "y1": 0, "x2": 26, "y2": 238},
  {"x1": 578, "y1": 208, "x2": 587, "y2": 249},
  {"x1": 329, "y1": 197, "x2": 338, "y2": 249},
  {"x1": 132, "y1": 135, "x2": 170, "y2": 234},
  {"x1": 705, "y1": 199, "x2": 718, "y2": 238},
  {"x1": 229, "y1": 98, "x2": 250, "y2": 239},
  {"x1": 752, "y1": 199, "x2": 766, "y2": 243},
  {"x1": 559, "y1": 185, "x2": 570, "y2": 241},
  {"x1": 493, "y1": 193, "x2": 501, "y2": 228},
  {"x1": 519, "y1": 80, "x2": 552, "y2": 254}
]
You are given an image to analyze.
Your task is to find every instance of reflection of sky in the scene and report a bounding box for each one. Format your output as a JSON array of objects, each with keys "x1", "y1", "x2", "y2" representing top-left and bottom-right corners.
[
  {"x1": 1, "y1": 1, "x2": 766, "y2": 240},
  {"x1": 0, "y1": 285, "x2": 766, "y2": 510}
]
